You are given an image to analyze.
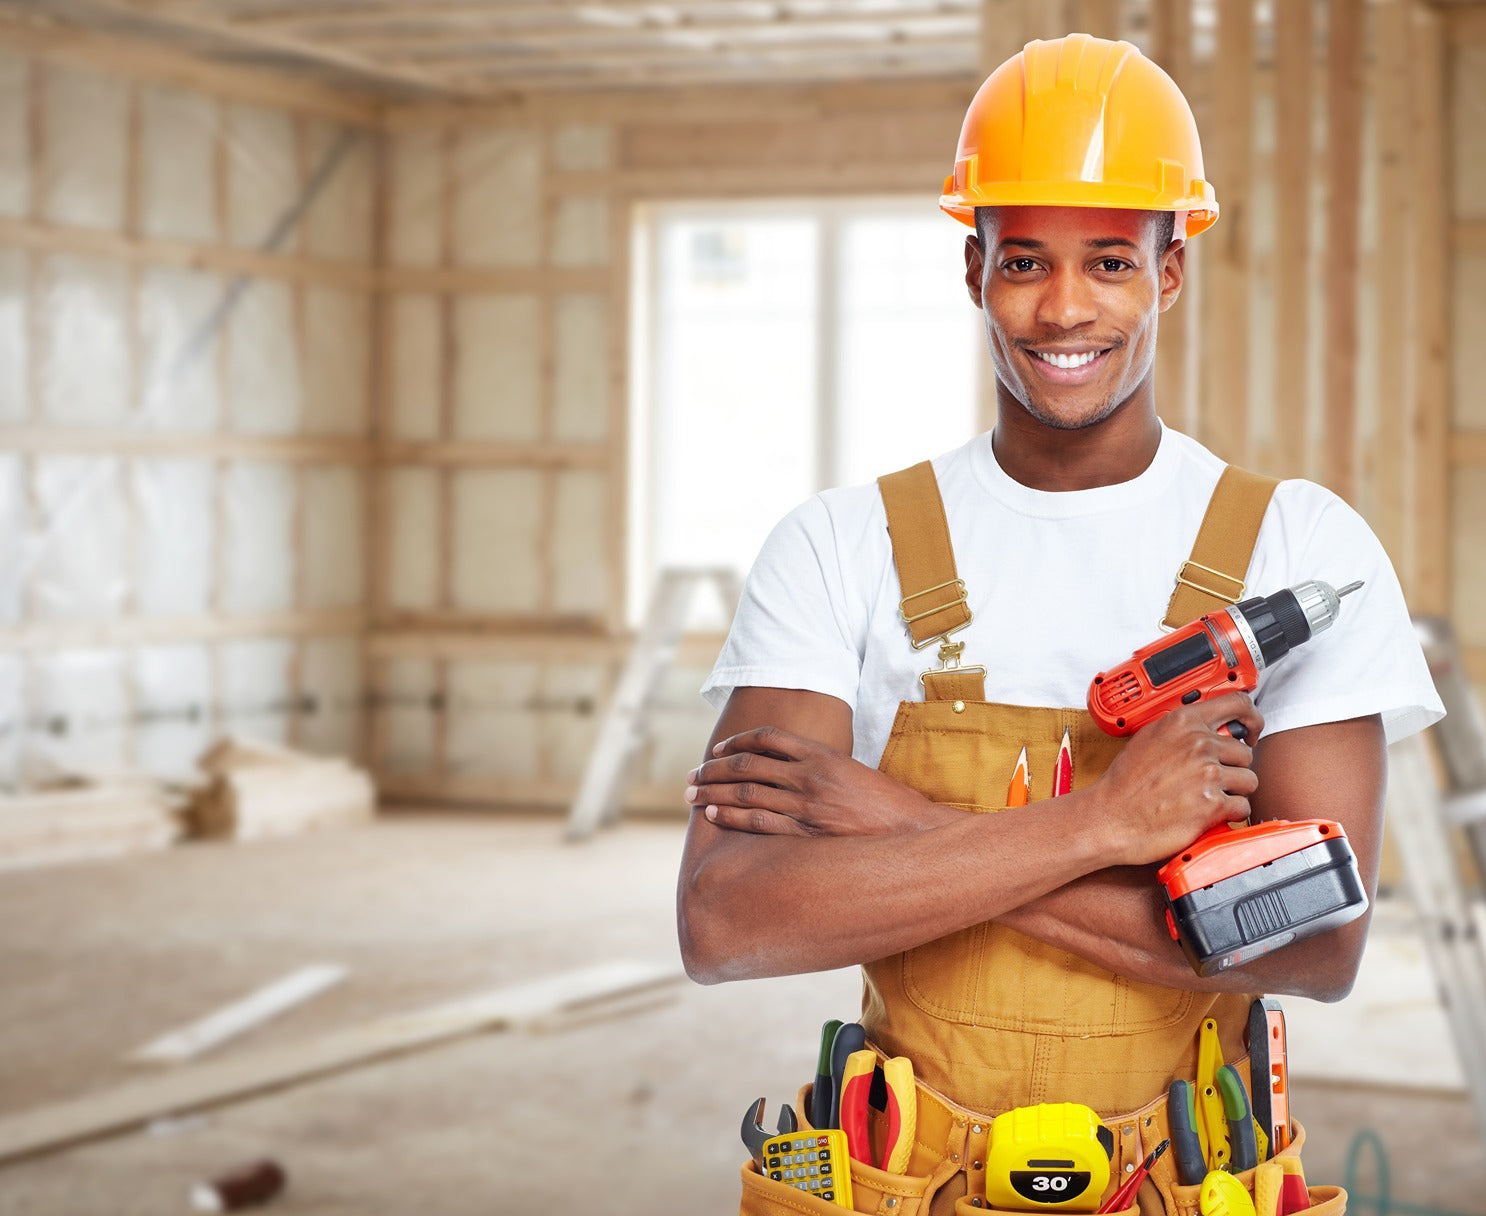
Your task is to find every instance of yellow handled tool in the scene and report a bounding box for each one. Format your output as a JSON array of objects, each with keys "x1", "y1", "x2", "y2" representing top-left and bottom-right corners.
[{"x1": 1199, "y1": 1169, "x2": 1256, "y2": 1216}]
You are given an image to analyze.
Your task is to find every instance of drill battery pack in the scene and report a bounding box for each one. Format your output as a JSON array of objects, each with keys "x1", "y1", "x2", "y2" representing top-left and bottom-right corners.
[{"x1": 1157, "y1": 819, "x2": 1369, "y2": 976}]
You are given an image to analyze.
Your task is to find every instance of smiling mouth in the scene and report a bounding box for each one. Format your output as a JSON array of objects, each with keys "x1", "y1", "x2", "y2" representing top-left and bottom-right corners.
[{"x1": 1030, "y1": 348, "x2": 1111, "y2": 370}]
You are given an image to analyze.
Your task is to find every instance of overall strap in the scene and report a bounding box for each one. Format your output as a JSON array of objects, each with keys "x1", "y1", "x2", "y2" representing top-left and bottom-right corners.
[
  {"x1": 878, "y1": 462, "x2": 986, "y2": 702},
  {"x1": 1162, "y1": 465, "x2": 1280, "y2": 629}
]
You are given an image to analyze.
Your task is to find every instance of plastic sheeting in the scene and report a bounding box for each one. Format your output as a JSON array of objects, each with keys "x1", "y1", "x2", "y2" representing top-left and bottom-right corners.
[{"x1": 0, "y1": 52, "x2": 374, "y2": 792}]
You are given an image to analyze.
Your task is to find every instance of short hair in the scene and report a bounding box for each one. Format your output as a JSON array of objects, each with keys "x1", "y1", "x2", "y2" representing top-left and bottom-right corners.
[{"x1": 974, "y1": 208, "x2": 1177, "y2": 258}]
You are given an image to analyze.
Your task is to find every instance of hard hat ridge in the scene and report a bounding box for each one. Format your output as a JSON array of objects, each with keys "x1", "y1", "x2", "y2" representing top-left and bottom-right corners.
[{"x1": 940, "y1": 32, "x2": 1218, "y2": 238}]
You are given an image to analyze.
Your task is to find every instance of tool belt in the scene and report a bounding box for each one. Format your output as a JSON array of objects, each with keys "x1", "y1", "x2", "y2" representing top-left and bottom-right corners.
[{"x1": 738, "y1": 1061, "x2": 1346, "y2": 1216}]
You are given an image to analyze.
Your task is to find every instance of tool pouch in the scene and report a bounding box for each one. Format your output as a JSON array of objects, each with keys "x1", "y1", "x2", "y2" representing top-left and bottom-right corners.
[
  {"x1": 739, "y1": 1081, "x2": 942, "y2": 1216},
  {"x1": 1159, "y1": 1121, "x2": 1346, "y2": 1216}
]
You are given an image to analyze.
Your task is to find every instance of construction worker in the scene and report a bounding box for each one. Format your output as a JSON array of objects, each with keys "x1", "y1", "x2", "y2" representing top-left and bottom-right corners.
[{"x1": 676, "y1": 34, "x2": 1444, "y2": 1216}]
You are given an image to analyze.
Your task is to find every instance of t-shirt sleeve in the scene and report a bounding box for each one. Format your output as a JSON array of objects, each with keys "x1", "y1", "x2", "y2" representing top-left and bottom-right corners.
[
  {"x1": 700, "y1": 495, "x2": 863, "y2": 713},
  {"x1": 1255, "y1": 494, "x2": 1444, "y2": 744}
]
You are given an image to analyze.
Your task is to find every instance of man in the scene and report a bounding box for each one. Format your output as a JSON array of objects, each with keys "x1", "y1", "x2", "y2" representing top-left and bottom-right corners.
[{"x1": 677, "y1": 34, "x2": 1442, "y2": 1216}]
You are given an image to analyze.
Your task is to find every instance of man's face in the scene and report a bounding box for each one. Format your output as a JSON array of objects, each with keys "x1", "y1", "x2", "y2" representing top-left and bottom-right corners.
[{"x1": 966, "y1": 206, "x2": 1184, "y2": 431}]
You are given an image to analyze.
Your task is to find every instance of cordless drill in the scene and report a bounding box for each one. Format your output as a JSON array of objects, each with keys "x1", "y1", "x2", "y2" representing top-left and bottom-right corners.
[{"x1": 1087, "y1": 580, "x2": 1371, "y2": 975}]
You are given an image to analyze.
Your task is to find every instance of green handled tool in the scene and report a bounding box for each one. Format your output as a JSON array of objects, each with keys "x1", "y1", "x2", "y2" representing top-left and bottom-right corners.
[
  {"x1": 827, "y1": 1022, "x2": 866, "y2": 1130},
  {"x1": 1168, "y1": 1079, "x2": 1207, "y2": 1186},
  {"x1": 1216, "y1": 1064, "x2": 1258, "y2": 1172},
  {"x1": 811, "y1": 1019, "x2": 843, "y2": 1128}
]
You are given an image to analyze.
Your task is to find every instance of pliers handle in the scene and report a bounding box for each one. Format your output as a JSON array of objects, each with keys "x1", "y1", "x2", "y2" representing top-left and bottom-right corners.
[{"x1": 839, "y1": 1051, "x2": 917, "y2": 1174}]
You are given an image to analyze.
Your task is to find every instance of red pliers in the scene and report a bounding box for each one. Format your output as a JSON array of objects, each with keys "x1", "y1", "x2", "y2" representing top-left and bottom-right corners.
[{"x1": 839, "y1": 1050, "x2": 917, "y2": 1175}]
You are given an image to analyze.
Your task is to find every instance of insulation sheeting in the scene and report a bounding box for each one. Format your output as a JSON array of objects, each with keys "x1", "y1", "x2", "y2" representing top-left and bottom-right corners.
[
  {"x1": 453, "y1": 295, "x2": 540, "y2": 441},
  {"x1": 0, "y1": 454, "x2": 22, "y2": 624},
  {"x1": 452, "y1": 129, "x2": 541, "y2": 268},
  {"x1": 552, "y1": 294, "x2": 608, "y2": 442},
  {"x1": 298, "y1": 635, "x2": 362, "y2": 759},
  {"x1": 222, "y1": 463, "x2": 296, "y2": 615},
  {"x1": 551, "y1": 124, "x2": 613, "y2": 174},
  {"x1": 219, "y1": 638, "x2": 294, "y2": 744},
  {"x1": 551, "y1": 470, "x2": 608, "y2": 619},
  {"x1": 0, "y1": 249, "x2": 25, "y2": 424},
  {"x1": 445, "y1": 661, "x2": 538, "y2": 779},
  {"x1": 551, "y1": 197, "x2": 609, "y2": 269},
  {"x1": 134, "y1": 459, "x2": 214, "y2": 617},
  {"x1": 539, "y1": 662, "x2": 608, "y2": 784},
  {"x1": 302, "y1": 466, "x2": 365, "y2": 610},
  {"x1": 137, "y1": 267, "x2": 223, "y2": 433},
  {"x1": 451, "y1": 469, "x2": 542, "y2": 614},
  {"x1": 302, "y1": 287, "x2": 370, "y2": 436},
  {"x1": 375, "y1": 658, "x2": 437, "y2": 774},
  {"x1": 301, "y1": 121, "x2": 373, "y2": 264},
  {"x1": 384, "y1": 468, "x2": 440, "y2": 612},
  {"x1": 387, "y1": 128, "x2": 443, "y2": 268},
  {"x1": 41, "y1": 256, "x2": 131, "y2": 427},
  {"x1": 0, "y1": 656, "x2": 19, "y2": 788},
  {"x1": 27, "y1": 649, "x2": 132, "y2": 779},
  {"x1": 226, "y1": 278, "x2": 300, "y2": 433},
  {"x1": 30, "y1": 456, "x2": 128, "y2": 622},
  {"x1": 41, "y1": 64, "x2": 128, "y2": 232},
  {"x1": 0, "y1": 51, "x2": 26, "y2": 219},
  {"x1": 224, "y1": 104, "x2": 298, "y2": 250},
  {"x1": 642, "y1": 663, "x2": 717, "y2": 790},
  {"x1": 388, "y1": 295, "x2": 441, "y2": 441},
  {"x1": 135, "y1": 644, "x2": 213, "y2": 783},
  {"x1": 140, "y1": 86, "x2": 220, "y2": 246}
]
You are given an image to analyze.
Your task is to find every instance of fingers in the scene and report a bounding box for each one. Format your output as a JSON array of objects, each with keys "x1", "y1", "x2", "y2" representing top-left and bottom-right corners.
[
  {"x1": 1198, "y1": 691, "x2": 1265, "y2": 741},
  {"x1": 696, "y1": 803, "x2": 811, "y2": 836},
  {"x1": 688, "y1": 749, "x2": 803, "y2": 798},
  {"x1": 710, "y1": 724, "x2": 816, "y2": 762}
]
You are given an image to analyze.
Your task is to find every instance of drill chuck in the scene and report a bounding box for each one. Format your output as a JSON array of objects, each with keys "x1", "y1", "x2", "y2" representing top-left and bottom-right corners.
[{"x1": 1228, "y1": 579, "x2": 1362, "y2": 671}]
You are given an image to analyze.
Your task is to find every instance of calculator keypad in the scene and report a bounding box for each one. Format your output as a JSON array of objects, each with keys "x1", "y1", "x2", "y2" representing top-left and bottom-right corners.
[{"x1": 761, "y1": 1132, "x2": 851, "y2": 1207}]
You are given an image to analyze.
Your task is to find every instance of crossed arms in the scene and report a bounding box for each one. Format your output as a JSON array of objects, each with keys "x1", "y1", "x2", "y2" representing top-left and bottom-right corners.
[{"x1": 675, "y1": 685, "x2": 1386, "y2": 1003}]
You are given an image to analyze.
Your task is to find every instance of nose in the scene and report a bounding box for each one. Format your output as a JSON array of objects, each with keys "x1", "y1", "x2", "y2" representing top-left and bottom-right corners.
[{"x1": 1035, "y1": 266, "x2": 1098, "y2": 330}]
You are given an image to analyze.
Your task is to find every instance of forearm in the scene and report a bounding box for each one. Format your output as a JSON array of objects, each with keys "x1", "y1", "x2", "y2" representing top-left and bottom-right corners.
[
  {"x1": 679, "y1": 791, "x2": 1112, "y2": 983},
  {"x1": 999, "y1": 865, "x2": 1369, "y2": 1002}
]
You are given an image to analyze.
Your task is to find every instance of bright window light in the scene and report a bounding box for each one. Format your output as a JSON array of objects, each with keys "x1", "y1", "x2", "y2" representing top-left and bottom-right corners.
[{"x1": 629, "y1": 198, "x2": 978, "y2": 627}]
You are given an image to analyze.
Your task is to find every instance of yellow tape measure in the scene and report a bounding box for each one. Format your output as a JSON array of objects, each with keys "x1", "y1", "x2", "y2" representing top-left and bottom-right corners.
[{"x1": 985, "y1": 1103, "x2": 1114, "y2": 1213}]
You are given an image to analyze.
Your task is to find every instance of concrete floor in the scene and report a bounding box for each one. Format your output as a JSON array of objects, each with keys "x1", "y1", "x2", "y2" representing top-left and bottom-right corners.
[{"x1": 0, "y1": 813, "x2": 1480, "y2": 1215}]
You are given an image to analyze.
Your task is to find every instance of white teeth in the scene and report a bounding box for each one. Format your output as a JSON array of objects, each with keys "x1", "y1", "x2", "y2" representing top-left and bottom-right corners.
[{"x1": 1035, "y1": 350, "x2": 1101, "y2": 369}]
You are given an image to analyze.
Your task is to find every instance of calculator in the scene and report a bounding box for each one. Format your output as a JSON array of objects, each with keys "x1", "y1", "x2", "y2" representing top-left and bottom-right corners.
[{"x1": 760, "y1": 1129, "x2": 854, "y2": 1208}]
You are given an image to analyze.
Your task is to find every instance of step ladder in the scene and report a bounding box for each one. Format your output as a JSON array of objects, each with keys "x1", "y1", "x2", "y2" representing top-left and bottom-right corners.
[
  {"x1": 566, "y1": 567, "x2": 743, "y2": 842},
  {"x1": 1383, "y1": 617, "x2": 1486, "y2": 1138}
]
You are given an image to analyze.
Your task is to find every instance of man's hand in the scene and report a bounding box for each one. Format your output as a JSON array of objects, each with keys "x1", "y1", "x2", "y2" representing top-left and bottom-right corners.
[
  {"x1": 1091, "y1": 690, "x2": 1264, "y2": 867},
  {"x1": 685, "y1": 725, "x2": 953, "y2": 836}
]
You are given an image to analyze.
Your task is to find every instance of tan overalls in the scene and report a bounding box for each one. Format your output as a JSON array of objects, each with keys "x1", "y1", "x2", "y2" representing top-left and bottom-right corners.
[{"x1": 738, "y1": 463, "x2": 1348, "y2": 1216}]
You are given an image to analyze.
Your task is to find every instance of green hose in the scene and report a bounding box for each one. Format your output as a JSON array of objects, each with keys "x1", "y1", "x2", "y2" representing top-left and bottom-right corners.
[{"x1": 1341, "y1": 1128, "x2": 1476, "y2": 1216}]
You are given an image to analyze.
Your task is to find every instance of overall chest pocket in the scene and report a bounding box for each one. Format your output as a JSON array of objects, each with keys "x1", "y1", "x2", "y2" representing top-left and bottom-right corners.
[{"x1": 876, "y1": 702, "x2": 1196, "y2": 1037}]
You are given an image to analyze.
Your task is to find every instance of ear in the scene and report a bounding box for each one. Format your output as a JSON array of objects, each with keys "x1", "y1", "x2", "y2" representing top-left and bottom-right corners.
[
  {"x1": 1157, "y1": 239, "x2": 1186, "y2": 313},
  {"x1": 965, "y1": 234, "x2": 985, "y2": 309}
]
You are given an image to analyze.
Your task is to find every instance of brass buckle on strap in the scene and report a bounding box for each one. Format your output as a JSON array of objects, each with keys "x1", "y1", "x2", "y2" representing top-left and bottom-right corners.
[
  {"x1": 900, "y1": 578, "x2": 969, "y2": 649},
  {"x1": 917, "y1": 638, "x2": 987, "y2": 689},
  {"x1": 1174, "y1": 560, "x2": 1245, "y2": 606}
]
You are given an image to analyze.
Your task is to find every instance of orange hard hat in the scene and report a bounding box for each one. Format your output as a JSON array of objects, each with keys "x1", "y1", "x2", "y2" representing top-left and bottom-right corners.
[{"x1": 940, "y1": 33, "x2": 1217, "y2": 238}]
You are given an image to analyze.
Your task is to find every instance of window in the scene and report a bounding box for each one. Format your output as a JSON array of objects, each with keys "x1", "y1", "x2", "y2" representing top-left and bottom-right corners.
[{"x1": 629, "y1": 198, "x2": 980, "y2": 625}]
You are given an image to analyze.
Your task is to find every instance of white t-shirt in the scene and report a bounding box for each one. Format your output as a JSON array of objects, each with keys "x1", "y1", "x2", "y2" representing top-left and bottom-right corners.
[{"x1": 703, "y1": 424, "x2": 1444, "y2": 769}]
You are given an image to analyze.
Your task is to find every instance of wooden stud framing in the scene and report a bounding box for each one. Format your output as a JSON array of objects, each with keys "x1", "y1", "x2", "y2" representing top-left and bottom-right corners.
[
  {"x1": 1202, "y1": 0, "x2": 1253, "y2": 466},
  {"x1": 1150, "y1": 0, "x2": 1195, "y2": 435},
  {"x1": 1372, "y1": 0, "x2": 1412, "y2": 580},
  {"x1": 1410, "y1": 4, "x2": 1449, "y2": 617},
  {"x1": 1272, "y1": 0, "x2": 1312, "y2": 482},
  {"x1": 1323, "y1": 0, "x2": 1364, "y2": 506}
]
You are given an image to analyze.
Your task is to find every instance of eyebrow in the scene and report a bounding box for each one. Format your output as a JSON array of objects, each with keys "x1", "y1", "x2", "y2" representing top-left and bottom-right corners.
[{"x1": 997, "y1": 237, "x2": 1141, "y2": 251}]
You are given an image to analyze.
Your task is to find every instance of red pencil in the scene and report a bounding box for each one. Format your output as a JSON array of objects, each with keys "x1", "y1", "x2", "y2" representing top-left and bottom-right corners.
[{"x1": 1052, "y1": 726, "x2": 1073, "y2": 798}]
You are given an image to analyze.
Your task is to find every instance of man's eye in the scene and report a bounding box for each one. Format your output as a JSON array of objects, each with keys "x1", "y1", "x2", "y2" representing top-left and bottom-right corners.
[
  {"x1": 1006, "y1": 258, "x2": 1037, "y2": 273},
  {"x1": 1100, "y1": 258, "x2": 1132, "y2": 272}
]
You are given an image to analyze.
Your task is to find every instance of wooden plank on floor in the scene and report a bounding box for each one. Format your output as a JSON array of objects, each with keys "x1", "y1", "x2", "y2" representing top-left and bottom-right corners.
[
  {"x1": 127, "y1": 964, "x2": 349, "y2": 1065},
  {"x1": 0, "y1": 959, "x2": 685, "y2": 1165}
]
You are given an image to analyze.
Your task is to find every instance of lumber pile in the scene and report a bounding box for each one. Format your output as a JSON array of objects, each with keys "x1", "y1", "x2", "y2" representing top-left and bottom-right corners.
[
  {"x1": 0, "y1": 777, "x2": 182, "y2": 871},
  {"x1": 189, "y1": 738, "x2": 375, "y2": 840}
]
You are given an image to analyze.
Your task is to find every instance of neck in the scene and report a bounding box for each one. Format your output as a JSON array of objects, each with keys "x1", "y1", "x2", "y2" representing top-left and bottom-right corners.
[{"x1": 990, "y1": 387, "x2": 1163, "y2": 492}]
